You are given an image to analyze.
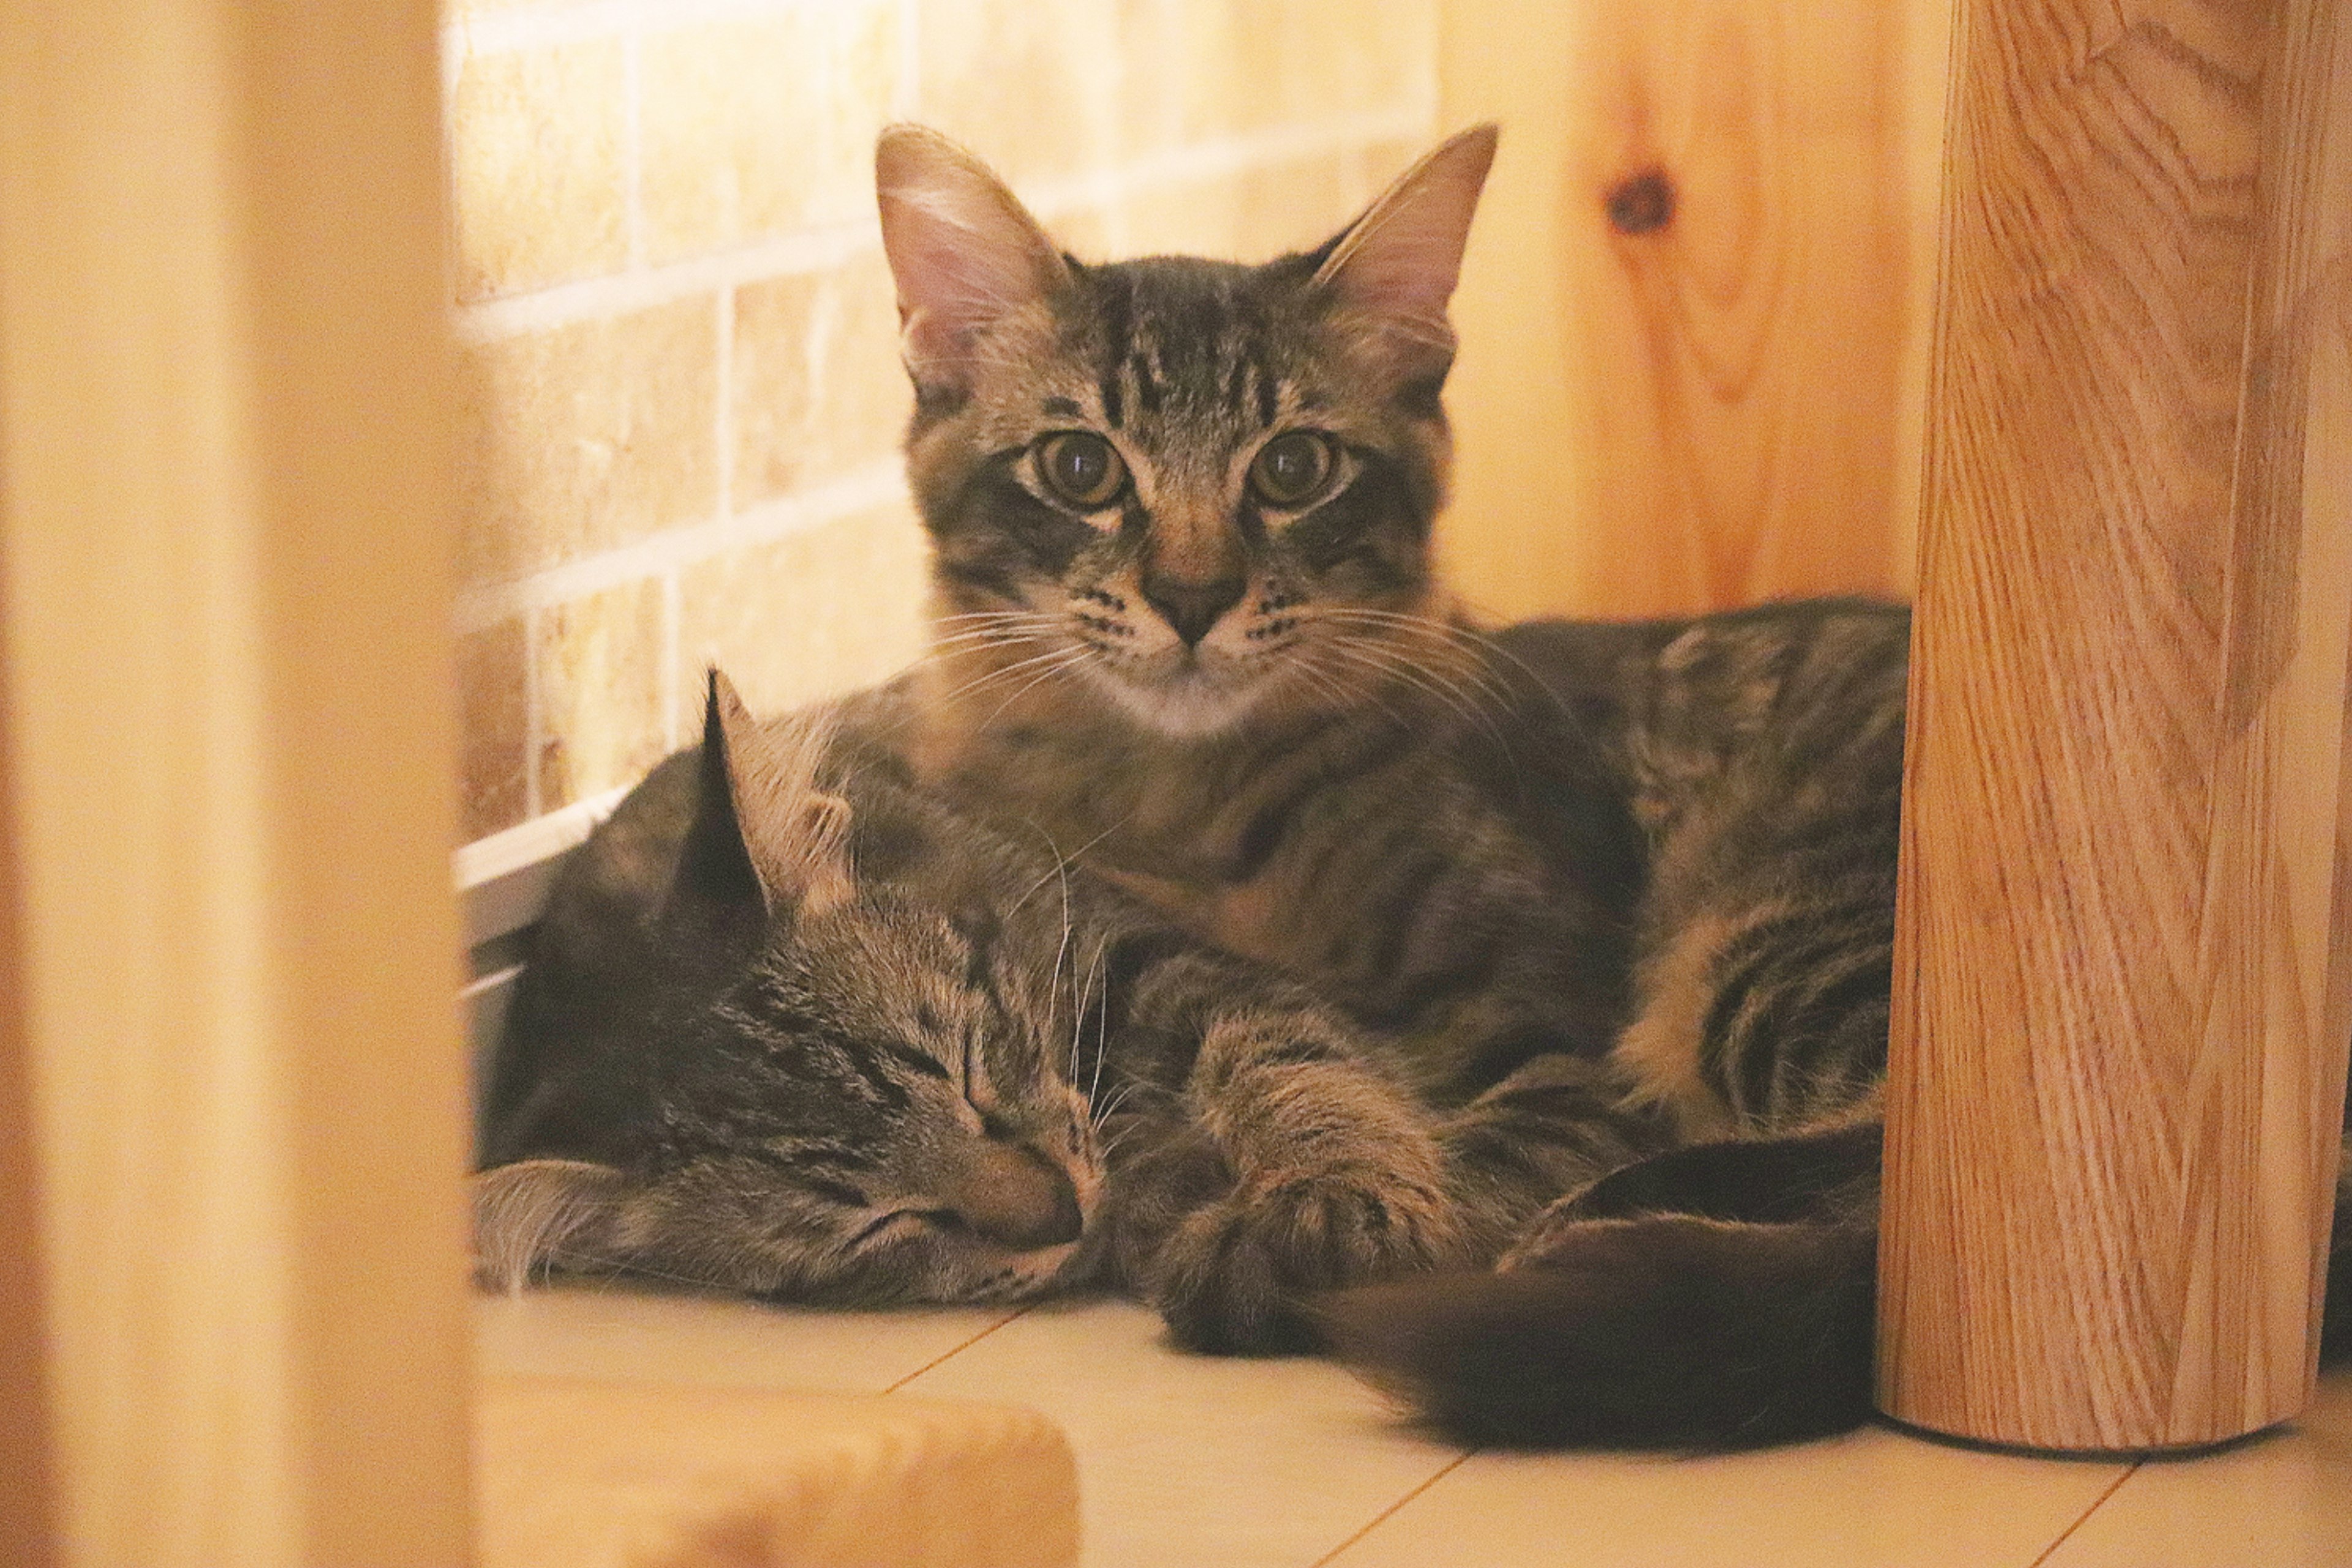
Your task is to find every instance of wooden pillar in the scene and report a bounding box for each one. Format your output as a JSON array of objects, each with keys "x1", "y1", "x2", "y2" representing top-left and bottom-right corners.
[
  {"x1": 0, "y1": 526, "x2": 56, "y2": 1568},
  {"x1": 0, "y1": 0, "x2": 471, "y2": 1559},
  {"x1": 1879, "y1": 0, "x2": 2352, "y2": 1450}
]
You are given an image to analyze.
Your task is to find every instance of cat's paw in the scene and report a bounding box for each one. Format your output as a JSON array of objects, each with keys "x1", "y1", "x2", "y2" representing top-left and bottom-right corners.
[
  {"x1": 1096, "y1": 1115, "x2": 1236, "y2": 1287},
  {"x1": 1145, "y1": 1168, "x2": 1463, "y2": 1354}
]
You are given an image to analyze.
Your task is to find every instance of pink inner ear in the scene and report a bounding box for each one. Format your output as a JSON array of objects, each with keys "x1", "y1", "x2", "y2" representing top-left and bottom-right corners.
[
  {"x1": 876, "y1": 141, "x2": 1065, "y2": 378},
  {"x1": 1317, "y1": 126, "x2": 1496, "y2": 342},
  {"x1": 1332, "y1": 205, "x2": 1479, "y2": 325},
  {"x1": 883, "y1": 195, "x2": 1040, "y2": 366}
]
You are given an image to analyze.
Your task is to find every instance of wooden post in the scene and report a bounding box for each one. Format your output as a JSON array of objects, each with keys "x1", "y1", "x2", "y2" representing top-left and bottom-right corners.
[
  {"x1": 1879, "y1": 0, "x2": 2352, "y2": 1450},
  {"x1": 0, "y1": 0, "x2": 472, "y2": 1558}
]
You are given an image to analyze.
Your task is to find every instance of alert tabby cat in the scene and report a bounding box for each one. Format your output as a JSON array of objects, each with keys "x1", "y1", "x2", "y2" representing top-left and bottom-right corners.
[
  {"x1": 864, "y1": 123, "x2": 1921, "y2": 1443},
  {"x1": 870, "y1": 119, "x2": 2348, "y2": 1441},
  {"x1": 478, "y1": 124, "x2": 2352, "y2": 1449}
]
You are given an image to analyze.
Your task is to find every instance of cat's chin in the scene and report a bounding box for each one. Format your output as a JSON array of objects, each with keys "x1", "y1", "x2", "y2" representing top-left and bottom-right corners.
[{"x1": 1085, "y1": 662, "x2": 1265, "y2": 740}]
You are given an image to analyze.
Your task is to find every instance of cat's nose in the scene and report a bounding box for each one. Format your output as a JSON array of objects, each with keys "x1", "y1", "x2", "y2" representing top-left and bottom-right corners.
[
  {"x1": 949, "y1": 1140, "x2": 1083, "y2": 1251},
  {"x1": 1141, "y1": 573, "x2": 1245, "y2": 646}
]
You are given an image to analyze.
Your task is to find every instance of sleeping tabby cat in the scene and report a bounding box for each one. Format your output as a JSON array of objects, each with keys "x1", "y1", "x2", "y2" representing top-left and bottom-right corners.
[
  {"x1": 479, "y1": 669, "x2": 1647, "y2": 1351},
  {"x1": 477, "y1": 124, "x2": 2352, "y2": 1449}
]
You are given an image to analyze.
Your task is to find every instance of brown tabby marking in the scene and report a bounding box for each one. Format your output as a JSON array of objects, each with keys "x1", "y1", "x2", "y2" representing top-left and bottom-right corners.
[
  {"x1": 480, "y1": 673, "x2": 1499, "y2": 1349},
  {"x1": 869, "y1": 125, "x2": 1924, "y2": 1446},
  {"x1": 876, "y1": 124, "x2": 1642, "y2": 1117},
  {"x1": 1612, "y1": 907, "x2": 1758, "y2": 1141}
]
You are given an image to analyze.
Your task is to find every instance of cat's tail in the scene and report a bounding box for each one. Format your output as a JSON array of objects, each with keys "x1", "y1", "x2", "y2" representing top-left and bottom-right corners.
[
  {"x1": 1318, "y1": 1213, "x2": 1876, "y2": 1450},
  {"x1": 1326, "y1": 1125, "x2": 2352, "y2": 1450}
]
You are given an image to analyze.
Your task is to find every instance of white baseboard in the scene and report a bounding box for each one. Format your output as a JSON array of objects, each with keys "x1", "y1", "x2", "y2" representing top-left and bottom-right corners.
[
  {"x1": 458, "y1": 786, "x2": 628, "y2": 1155},
  {"x1": 455, "y1": 785, "x2": 629, "y2": 948}
]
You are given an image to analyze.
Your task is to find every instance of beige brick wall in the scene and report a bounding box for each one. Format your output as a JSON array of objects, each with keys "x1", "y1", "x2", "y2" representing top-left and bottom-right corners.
[{"x1": 447, "y1": 0, "x2": 1441, "y2": 845}]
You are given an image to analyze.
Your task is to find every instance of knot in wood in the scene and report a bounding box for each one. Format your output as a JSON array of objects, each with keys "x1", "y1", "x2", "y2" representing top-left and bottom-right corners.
[{"x1": 1605, "y1": 170, "x2": 1675, "y2": 236}]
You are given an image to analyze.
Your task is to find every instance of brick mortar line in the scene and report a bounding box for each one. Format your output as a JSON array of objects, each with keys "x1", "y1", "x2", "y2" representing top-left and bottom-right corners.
[
  {"x1": 453, "y1": 458, "x2": 908, "y2": 635},
  {"x1": 620, "y1": 20, "x2": 646, "y2": 270},
  {"x1": 445, "y1": 0, "x2": 873, "y2": 60},
  {"x1": 659, "y1": 571, "x2": 684, "y2": 751},
  {"x1": 521, "y1": 602, "x2": 545, "y2": 816},
  {"x1": 448, "y1": 108, "x2": 1435, "y2": 343},
  {"x1": 888, "y1": 0, "x2": 919, "y2": 121},
  {"x1": 712, "y1": 288, "x2": 735, "y2": 519},
  {"x1": 451, "y1": 217, "x2": 878, "y2": 344}
]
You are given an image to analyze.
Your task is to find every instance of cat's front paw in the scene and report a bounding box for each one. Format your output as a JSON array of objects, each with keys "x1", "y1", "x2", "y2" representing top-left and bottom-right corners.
[{"x1": 1146, "y1": 1169, "x2": 1463, "y2": 1354}]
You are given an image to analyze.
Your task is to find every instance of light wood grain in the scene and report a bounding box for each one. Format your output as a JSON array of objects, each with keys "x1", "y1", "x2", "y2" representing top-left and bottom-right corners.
[
  {"x1": 1438, "y1": 0, "x2": 1951, "y2": 619},
  {"x1": 0, "y1": 513, "x2": 56, "y2": 1568},
  {"x1": 477, "y1": 1376, "x2": 1080, "y2": 1568},
  {"x1": 1879, "y1": 0, "x2": 2352, "y2": 1451},
  {"x1": 0, "y1": 0, "x2": 470, "y2": 1559}
]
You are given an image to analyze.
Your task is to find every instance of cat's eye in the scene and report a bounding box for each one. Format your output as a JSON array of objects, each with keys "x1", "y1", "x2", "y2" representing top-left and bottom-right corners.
[
  {"x1": 1036, "y1": 432, "x2": 1126, "y2": 509},
  {"x1": 1249, "y1": 431, "x2": 1335, "y2": 507}
]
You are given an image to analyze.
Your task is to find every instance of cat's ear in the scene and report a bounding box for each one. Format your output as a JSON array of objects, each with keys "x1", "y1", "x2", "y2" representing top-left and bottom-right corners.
[
  {"x1": 1310, "y1": 123, "x2": 1498, "y2": 377},
  {"x1": 875, "y1": 124, "x2": 1071, "y2": 395},
  {"x1": 674, "y1": 669, "x2": 855, "y2": 921},
  {"x1": 473, "y1": 1158, "x2": 629, "y2": 1292}
]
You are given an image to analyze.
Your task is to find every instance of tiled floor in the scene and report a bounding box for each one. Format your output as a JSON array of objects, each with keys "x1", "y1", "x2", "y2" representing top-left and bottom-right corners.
[{"x1": 477, "y1": 1283, "x2": 2352, "y2": 1568}]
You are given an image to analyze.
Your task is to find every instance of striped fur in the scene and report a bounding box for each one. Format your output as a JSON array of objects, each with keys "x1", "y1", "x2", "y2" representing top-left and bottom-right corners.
[
  {"x1": 481, "y1": 127, "x2": 2352, "y2": 1449},
  {"x1": 869, "y1": 129, "x2": 1926, "y2": 1438},
  {"x1": 1501, "y1": 603, "x2": 1909, "y2": 1139},
  {"x1": 1322, "y1": 611, "x2": 2352, "y2": 1447},
  {"x1": 880, "y1": 124, "x2": 1640, "y2": 1114},
  {"x1": 478, "y1": 675, "x2": 1486, "y2": 1347},
  {"x1": 1314, "y1": 607, "x2": 1917, "y2": 1446},
  {"x1": 869, "y1": 128, "x2": 2352, "y2": 1447}
]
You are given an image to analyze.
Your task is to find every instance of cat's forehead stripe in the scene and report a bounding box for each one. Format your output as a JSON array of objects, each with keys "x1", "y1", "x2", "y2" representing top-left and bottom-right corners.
[
  {"x1": 1129, "y1": 350, "x2": 1163, "y2": 416},
  {"x1": 1223, "y1": 356, "x2": 1251, "y2": 420},
  {"x1": 1079, "y1": 259, "x2": 1296, "y2": 437},
  {"x1": 1063, "y1": 265, "x2": 1129, "y2": 431}
]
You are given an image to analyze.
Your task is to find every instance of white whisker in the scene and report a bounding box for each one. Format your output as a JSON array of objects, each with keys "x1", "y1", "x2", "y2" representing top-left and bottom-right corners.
[{"x1": 973, "y1": 645, "x2": 1096, "y2": 734}]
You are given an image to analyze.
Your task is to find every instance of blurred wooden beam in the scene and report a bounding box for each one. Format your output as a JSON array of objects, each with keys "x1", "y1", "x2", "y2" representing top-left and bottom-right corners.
[
  {"x1": 0, "y1": 1, "x2": 470, "y2": 1558},
  {"x1": 0, "y1": 467, "x2": 55, "y2": 1568}
]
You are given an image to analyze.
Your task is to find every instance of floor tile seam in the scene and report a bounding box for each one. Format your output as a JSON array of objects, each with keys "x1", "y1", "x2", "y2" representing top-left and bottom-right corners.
[
  {"x1": 2022, "y1": 1461, "x2": 2144, "y2": 1568},
  {"x1": 882, "y1": 1305, "x2": 1033, "y2": 1393},
  {"x1": 1303, "y1": 1448, "x2": 1476, "y2": 1568}
]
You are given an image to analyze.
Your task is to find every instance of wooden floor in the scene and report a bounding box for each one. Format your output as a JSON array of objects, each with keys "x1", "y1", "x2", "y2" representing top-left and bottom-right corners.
[{"x1": 477, "y1": 1283, "x2": 2352, "y2": 1567}]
